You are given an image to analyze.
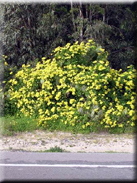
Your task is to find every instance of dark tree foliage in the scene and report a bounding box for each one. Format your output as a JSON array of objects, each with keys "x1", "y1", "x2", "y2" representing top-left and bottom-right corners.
[
  {"x1": 0, "y1": 3, "x2": 135, "y2": 71},
  {"x1": 1, "y1": 4, "x2": 73, "y2": 67}
]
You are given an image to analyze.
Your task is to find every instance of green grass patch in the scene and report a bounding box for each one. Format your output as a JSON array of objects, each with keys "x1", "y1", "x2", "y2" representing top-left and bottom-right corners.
[
  {"x1": 0, "y1": 115, "x2": 39, "y2": 136},
  {"x1": 44, "y1": 146, "x2": 65, "y2": 152}
]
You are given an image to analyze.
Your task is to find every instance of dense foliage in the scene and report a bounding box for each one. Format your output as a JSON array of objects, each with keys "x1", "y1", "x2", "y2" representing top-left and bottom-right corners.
[
  {"x1": 0, "y1": 3, "x2": 135, "y2": 70},
  {"x1": 3, "y1": 40, "x2": 136, "y2": 133}
]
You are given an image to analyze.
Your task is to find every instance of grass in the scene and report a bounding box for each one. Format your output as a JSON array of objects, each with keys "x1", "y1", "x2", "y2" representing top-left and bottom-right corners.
[
  {"x1": 44, "y1": 146, "x2": 65, "y2": 152},
  {"x1": 0, "y1": 114, "x2": 135, "y2": 136},
  {"x1": 0, "y1": 115, "x2": 39, "y2": 136},
  {"x1": 0, "y1": 115, "x2": 102, "y2": 136}
]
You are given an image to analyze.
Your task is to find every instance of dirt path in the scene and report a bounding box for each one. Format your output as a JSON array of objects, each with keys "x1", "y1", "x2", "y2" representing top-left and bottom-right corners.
[{"x1": 0, "y1": 130, "x2": 135, "y2": 153}]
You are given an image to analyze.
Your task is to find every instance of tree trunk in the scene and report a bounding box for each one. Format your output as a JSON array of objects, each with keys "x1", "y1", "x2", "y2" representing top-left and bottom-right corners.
[
  {"x1": 79, "y1": 2, "x2": 83, "y2": 43},
  {"x1": 70, "y1": 1, "x2": 76, "y2": 35}
]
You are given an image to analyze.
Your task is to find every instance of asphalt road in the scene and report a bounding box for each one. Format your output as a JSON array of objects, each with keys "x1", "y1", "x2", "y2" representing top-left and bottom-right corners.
[{"x1": 0, "y1": 151, "x2": 136, "y2": 181}]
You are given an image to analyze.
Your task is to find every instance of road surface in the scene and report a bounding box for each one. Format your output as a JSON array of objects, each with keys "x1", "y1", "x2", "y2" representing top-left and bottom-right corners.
[{"x1": 0, "y1": 151, "x2": 136, "y2": 181}]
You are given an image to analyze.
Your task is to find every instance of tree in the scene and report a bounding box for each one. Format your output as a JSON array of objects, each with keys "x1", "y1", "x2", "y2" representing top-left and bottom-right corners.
[
  {"x1": 2, "y1": 4, "x2": 72, "y2": 67},
  {"x1": 1, "y1": 3, "x2": 135, "y2": 71},
  {"x1": 70, "y1": 3, "x2": 135, "y2": 70}
]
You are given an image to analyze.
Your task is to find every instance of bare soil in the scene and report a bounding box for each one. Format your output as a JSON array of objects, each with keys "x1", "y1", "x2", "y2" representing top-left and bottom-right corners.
[{"x1": 0, "y1": 130, "x2": 135, "y2": 153}]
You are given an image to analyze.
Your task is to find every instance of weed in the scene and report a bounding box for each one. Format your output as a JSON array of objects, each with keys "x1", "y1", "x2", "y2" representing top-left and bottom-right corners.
[{"x1": 44, "y1": 146, "x2": 65, "y2": 152}]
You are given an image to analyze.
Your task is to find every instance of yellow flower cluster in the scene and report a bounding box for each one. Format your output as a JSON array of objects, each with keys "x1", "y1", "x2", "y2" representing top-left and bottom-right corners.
[
  {"x1": 5, "y1": 40, "x2": 137, "y2": 131},
  {"x1": 53, "y1": 39, "x2": 107, "y2": 67}
]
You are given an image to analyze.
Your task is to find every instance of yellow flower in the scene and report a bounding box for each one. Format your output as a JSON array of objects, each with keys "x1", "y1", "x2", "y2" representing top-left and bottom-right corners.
[
  {"x1": 130, "y1": 104, "x2": 134, "y2": 109},
  {"x1": 38, "y1": 109, "x2": 43, "y2": 114},
  {"x1": 86, "y1": 122, "x2": 90, "y2": 127},
  {"x1": 4, "y1": 62, "x2": 8, "y2": 66},
  {"x1": 98, "y1": 65, "x2": 105, "y2": 71},
  {"x1": 45, "y1": 110, "x2": 50, "y2": 115},
  {"x1": 102, "y1": 106, "x2": 106, "y2": 110},
  {"x1": 71, "y1": 88, "x2": 75, "y2": 95},
  {"x1": 71, "y1": 123, "x2": 75, "y2": 126},
  {"x1": 96, "y1": 85, "x2": 101, "y2": 90},
  {"x1": 99, "y1": 60, "x2": 104, "y2": 64},
  {"x1": 86, "y1": 106, "x2": 90, "y2": 110},
  {"x1": 82, "y1": 125, "x2": 85, "y2": 129},
  {"x1": 42, "y1": 57, "x2": 46, "y2": 60},
  {"x1": 35, "y1": 92, "x2": 39, "y2": 97},
  {"x1": 129, "y1": 110, "x2": 134, "y2": 116},
  {"x1": 79, "y1": 97, "x2": 84, "y2": 101},
  {"x1": 118, "y1": 124, "x2": 123, "y2": 128},
  {"x1": 99, "y1": 100, "x2": 103, "y2": 105},
  {"x1": 22, "y1": 64, "x2": 26, "y2": 68},
  {"x1": 132, "y1": 115, "x2": 137, "y2": 121},
  {"x1": 55, "y1": 91, "x2": 61, "y2": 100},
  {"x1": 117, "y1": 105, "x2": 123, "y2": 111},
  {"x1": 99, "y1": 48, "x2": 105, "y2": 52},
  {"x1": 69, "y1": 99, "x2": 75, "y2": 104},
  {"x1": 51, "y1": 107, "x2": 55, "y2": 113},
  {"x1": 131, "y1": 122, "x2": 135, "y2": 127}
]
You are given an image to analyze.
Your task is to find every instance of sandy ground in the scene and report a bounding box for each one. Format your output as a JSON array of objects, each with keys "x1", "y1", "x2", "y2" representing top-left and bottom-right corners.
[{"x1": 0, "y1": 130, "x2": 135, "y2": 153}]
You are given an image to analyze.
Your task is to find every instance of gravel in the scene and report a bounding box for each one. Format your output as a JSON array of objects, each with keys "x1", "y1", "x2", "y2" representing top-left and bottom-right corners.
[{"x1": 0, "y1": 130, "x2": 135, "y2": 153}]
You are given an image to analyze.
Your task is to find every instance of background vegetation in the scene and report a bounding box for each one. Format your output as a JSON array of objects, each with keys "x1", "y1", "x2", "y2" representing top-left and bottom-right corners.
[{"x1": 0, "y1": 3, "x2": 135, "y2": 70}]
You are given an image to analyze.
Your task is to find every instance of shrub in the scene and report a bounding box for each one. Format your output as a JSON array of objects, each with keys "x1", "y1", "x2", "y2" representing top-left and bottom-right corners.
[
  {"x1": 3, "y1": 40, "x2": 137, "y2": 133},
  {"x1": 53, "y1": 39, "x2": 108, "y2": 67}
]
